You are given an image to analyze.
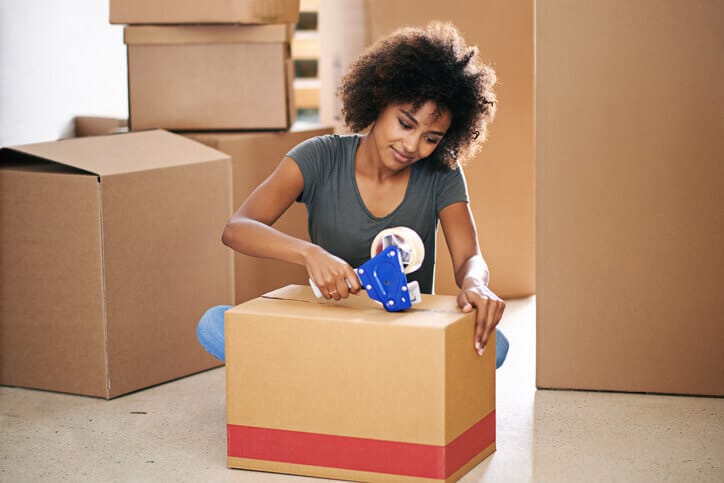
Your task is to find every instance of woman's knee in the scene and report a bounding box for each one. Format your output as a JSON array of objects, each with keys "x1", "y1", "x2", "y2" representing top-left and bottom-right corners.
[
  {"x1": 196, "y1": 305, "x2": 231, "y2": 362},
  {"x1": 495, "y1": 329, "x2": 509, "y2": 369}
]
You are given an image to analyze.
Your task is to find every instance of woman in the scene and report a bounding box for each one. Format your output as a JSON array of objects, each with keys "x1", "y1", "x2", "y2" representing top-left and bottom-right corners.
[{"x1": 198, "y1": 22, "x2": 509, "y2": 368}]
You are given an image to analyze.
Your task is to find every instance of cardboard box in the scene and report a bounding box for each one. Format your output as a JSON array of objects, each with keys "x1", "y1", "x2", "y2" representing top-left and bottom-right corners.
[
  {"x1": 126, "y1": 25, "x2": 296, "y2": 131},
  {"x1": 225, "y1": 285, "x2": 496, "y2": 482},
  {"x1": 353, "y1": 0, "x2": 536, "y2": 299},
  {"x1": 110, "y1": 0, "x2": 299, "y2": 25},
  {"x1": 73, "y1": 116, "x2": 128, "y2": 137},
  {"x1": 0, "y1": 130, "x2": 234, "y2": 398},
  {"x1": 536, "y1": 0, "x2": 724, "y2": 396},
  {"x1": 185, "y1": 122, "x2": 333, "y2": 304}
]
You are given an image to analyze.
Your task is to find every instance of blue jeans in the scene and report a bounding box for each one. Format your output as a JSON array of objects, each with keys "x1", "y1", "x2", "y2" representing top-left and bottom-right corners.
[{"x1": 197, "y1": 305, "x2": 509, "y2": 369}]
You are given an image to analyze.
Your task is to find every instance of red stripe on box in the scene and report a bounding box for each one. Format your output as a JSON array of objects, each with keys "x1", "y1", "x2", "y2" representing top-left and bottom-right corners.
[{"x1": 227, "y1": 411, "x2": 495, "y2": 479}]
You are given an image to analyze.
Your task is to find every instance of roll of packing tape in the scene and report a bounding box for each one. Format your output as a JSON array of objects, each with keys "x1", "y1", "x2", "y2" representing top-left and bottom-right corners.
[{"x1": 370, "y1": 226, "x2": 425, "y2": 274}]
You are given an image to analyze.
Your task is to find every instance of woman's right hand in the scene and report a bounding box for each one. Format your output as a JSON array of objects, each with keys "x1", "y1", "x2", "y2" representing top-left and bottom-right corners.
[{"x1": 303, "y1": 244, "x2": 361, "y2": 300}]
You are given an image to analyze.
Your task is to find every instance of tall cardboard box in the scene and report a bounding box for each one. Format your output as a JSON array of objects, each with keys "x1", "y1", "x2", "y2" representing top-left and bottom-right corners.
[
  {"x1": 125, "y1": 25, "x2": 296, "y2": 131},
  {"x1": 185, "y1": 122, "x2": 333, "y2": 304},
  {"x1": 348, "y1": 0, "x2": 535, "y2": 299},
  {"x1": 536, "y1": 0, "x2": 724, "y2": 395},
  {"x1": 225, "y1": 285, "x2": 496, "y2": 482},
  {"x1": 110, "y1": 0, "x2": 300, "y2": 25},
  {"x1": 0, "y1": 130, "x2": 234, "y2": 398}
]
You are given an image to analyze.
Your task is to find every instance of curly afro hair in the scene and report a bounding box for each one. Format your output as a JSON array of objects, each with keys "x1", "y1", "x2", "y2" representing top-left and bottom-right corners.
[{"x1": 337, "y1": 22, "x2": 497, "y2": 169}]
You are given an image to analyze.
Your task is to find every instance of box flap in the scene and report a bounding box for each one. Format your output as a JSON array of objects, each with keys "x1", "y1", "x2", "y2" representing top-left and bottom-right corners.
[
  {"x1": 124, "y1": 24, "x2": 294, "y2": 45},
  {"x1": 0, "y1": 168, "x2": 108, "y2": 397},
  {"x1": 8, "y1": 130, "x2": 230, "y2": 177}
]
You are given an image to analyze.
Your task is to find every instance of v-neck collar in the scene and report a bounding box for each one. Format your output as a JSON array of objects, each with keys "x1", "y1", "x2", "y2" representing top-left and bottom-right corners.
[{"x1": 350, "y1": 135, "x2": 416, "y2": 222}]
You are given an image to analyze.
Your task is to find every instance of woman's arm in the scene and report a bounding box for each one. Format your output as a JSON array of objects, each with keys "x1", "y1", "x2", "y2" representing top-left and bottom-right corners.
[
  {"x1": 439, "y1": 202, "x2": 505, "y2": 355},
  {"x1": 222, "y1": 156, "x2": 360, "y2": 300}
]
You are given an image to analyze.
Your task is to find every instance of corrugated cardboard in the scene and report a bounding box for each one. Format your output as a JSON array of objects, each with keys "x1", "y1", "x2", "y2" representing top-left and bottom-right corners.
[
  {"x1": 73, "y1": 116, "x2": 128, "y2": 137},
  {"x1": 536, "y1": 0, "x2": 724, "y2": 396},
  {"x1": 110, "y1": 0, "x2": 300, "y2": 25},
  {"x1": 354, "y1": 0, "x2": 536, "y2": 298},
  {"x1": 125, "y1": 25, "x2": 296, "y2": 131},
  {"x1": 184, "y1": 123, "x2": 333, "y2": 304},
  {"x1": 0, "y1": 130, "x2": 234, "y2": 398},
  {"x1": 225, "y1": 285, "x2": 496, "y2": 481}
]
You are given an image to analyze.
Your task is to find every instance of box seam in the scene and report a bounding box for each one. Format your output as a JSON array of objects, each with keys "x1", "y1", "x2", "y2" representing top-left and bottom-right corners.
[
  {"x1": 285, "y1": 51, "x2": 294, "y2": 127},
  {"x1": 98, "y1": 179, "x2": 111, "y2": 398},
  {"x1": 259, "y1": 294, "x2": 463, "y2": 315},
  {"x1": 125, "y1": 45, "x2": 132, "y2": 131}
]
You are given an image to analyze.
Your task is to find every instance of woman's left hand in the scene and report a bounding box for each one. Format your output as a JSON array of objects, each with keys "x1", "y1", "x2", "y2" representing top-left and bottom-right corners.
[{"x1": 458, "y1": 282, "x2": 506, "y2": 356}]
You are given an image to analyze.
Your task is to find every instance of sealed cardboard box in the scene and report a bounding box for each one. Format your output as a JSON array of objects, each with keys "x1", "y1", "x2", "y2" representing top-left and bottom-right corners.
[
  {"x1": 0, "y1": 130, "x2": 234, "y2": 398},
  {"x1": 185, "y1": 122, "x2": 333, "y2": 304},
  {"x1": 225, "y1": 285, "x2": 496, "y2": 482},
  {"x1": 359, "y1": 0, "x2": 535, "y2": 299},
  {"x1": 126, "y1": 25, "x2": 295, "y2": 131},
  {"x1": 536, "y1": 1, "x2": 724, "y2": 395},
  {"x1": 110, "y1": 0, "x2": 299, "y2": 25}
]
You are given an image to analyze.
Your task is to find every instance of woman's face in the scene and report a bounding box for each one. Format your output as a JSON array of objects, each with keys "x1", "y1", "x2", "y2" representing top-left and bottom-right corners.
[{"x1": 371, "y1": 101, "x2": 452, "y2": 172}]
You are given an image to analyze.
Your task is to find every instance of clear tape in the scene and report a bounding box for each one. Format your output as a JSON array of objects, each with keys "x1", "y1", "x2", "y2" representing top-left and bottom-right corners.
[{"x1": 370, "y1": 226, "x2": 425, "y2": 274}]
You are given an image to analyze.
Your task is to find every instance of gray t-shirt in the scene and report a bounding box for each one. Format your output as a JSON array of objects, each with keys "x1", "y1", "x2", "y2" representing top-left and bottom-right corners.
[{"x1": 287, "y1": 134, "x2": 468, "y2": 294}]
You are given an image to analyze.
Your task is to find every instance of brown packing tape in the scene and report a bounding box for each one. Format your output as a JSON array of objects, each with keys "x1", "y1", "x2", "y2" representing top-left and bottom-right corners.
[
  {"x1": 260, "y1": 291, "x2": 467, "y2": 317},
  {"x1": 258, "y1": 284, "x2": 463, "y2": 315}
]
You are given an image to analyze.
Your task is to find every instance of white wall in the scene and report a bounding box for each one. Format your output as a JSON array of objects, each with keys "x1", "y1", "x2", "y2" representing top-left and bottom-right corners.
[{"x1": 0, "y1": 0, "x2": 127, "y2": 147}]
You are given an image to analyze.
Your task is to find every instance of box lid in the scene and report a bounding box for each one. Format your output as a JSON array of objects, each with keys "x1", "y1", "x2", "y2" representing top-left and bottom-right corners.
[
  {"x1": 233, "y1": 284, "x2": 464, "y2": 328},
  {"x1": 124, "y1": 24, "x2": 294, "y2": 45},
  {"x1": 7, "y1": 130, "x2": 229, "y2": 177},
  {"x1": 110, "y1": 0, "x2": 299, "y2": 25}
]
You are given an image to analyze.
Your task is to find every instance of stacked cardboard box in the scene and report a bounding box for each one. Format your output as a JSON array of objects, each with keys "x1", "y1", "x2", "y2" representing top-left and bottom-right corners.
[
  {"x1": 110, "y1": 0, "x2": 333, "y2": 302},
  {"x1": 110, "y1": 0, "x2": 300, "y2": 130}
]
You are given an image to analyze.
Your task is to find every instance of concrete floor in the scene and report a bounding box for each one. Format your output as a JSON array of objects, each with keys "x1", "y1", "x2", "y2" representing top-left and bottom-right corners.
[{"x1": 1, "y1": 296, "x2": 722, "y2": 482}]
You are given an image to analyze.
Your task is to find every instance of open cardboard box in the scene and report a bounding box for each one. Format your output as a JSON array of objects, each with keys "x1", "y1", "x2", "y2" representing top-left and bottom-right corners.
[
  {"x1": 0, "y1": 130, "x2": 234, "y2": 398},
  {"x1": 126, "y1": 24, "x2": 295, "y2": 131},
  {"x1": 225, "y1": 285, "x2": 496, "y2": 482}
]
